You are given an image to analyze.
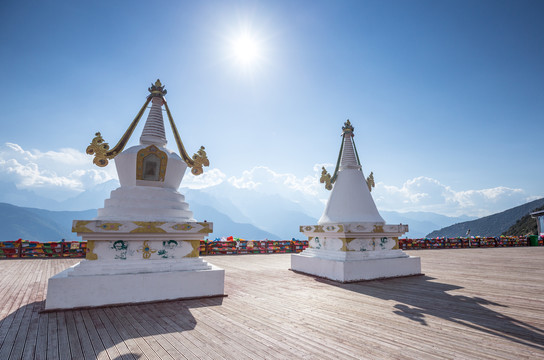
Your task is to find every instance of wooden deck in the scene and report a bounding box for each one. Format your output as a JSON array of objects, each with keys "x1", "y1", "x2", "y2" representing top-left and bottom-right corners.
[{"x1": 0, "y1": 248, "x2": 543, "y2": 359}]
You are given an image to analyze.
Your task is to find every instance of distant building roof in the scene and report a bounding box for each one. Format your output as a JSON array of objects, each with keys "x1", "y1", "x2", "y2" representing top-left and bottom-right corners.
[{"x1": 530, "y1": 210, "x2": 544, "y2": 217}]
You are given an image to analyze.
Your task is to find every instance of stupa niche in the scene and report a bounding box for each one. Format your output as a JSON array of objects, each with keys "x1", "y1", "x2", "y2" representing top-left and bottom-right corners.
[
  {"x1": 291, "y1": 120, "x2": 421, "y2": 282},
  {"x1": 45, "y1": 80, "x2": 224, "y2": 310}
]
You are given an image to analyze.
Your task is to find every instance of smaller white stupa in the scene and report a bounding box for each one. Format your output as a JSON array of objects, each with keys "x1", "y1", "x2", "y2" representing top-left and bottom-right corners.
[
  {"x1": 45, "y1": 80, "x2": 224, "y2": 310},
  {"x1": 291, "y1": 120, "x2": 421, "y2": 282}
]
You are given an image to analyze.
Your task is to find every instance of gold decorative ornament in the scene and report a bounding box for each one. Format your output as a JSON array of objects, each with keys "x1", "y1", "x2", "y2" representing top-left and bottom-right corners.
[
  {"x1": 392, "y1": 237, "x2": 399, "y2": 250},
  {"x1": 198, "y1": 222, "x2": 212, "y2": 234},
  {"x1": 372, "y1": 225, "x2": 384, "y2": 233},
  {"x1": 366, "y1": 172, "x2": 375, "y2": 192},
  {"x1": 320, "y1": 120, "x2": 365, "y2": 191},
  {"x1": 86, "y1": 240, "x2": 98, "y2": 260},
  {"x1": 99, "y1": 223, "x2": 123, "y2": 231},
  {"x1": 342, "y1": 238, "x2": 356, "y2": 251},
  {"x1": 172, "y1": 223, "x2": 194, "y2": 231},
  {"x1": 87, "y1": 79, "x2": 209, "y2": 176},
  {"x1": 320, "y1": 167, "x2": 333, "y2": 190},
  {"x1": 186, "y1": 240, "x2": 201, "y2": 258},
  {"x1": 138, "y1": 240, "x2": 157, "y2": 259},
  {"x1": 130, "y1": 222, "x2": 166, "y2": 233},
  {"x1": 342, "y1": 119, "x2": 354, "y2": 133},
  {"x1": 86, "y1": 132, "x2": 113, "y2": 167},
  {"x1": 148, "y1": 79, "x2": 167, "y2": 97},
  {"x1": 190, "y1": 146, "x2": 210, "y2": 176},
  {"x1": 72, "y1": 221, "x2": 93, "y2": 233},
  {"x1": 87, "y1": 97, "x2": 152, "y2": 167}
]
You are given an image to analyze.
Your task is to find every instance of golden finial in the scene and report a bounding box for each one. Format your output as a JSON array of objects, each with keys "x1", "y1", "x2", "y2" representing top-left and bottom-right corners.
[
  {"x1": 342, "y1": 119, "x2": 354, "y2": 133},
  {"x1": 87, "y1": 79, "x2": 211, "y2": 176},
  {"x1": 148, "y1": 79, "x2": 167, "y2": 98}
]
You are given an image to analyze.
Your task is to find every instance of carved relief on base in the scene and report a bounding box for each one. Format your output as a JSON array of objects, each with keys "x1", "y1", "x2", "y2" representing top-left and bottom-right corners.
[
  {"x1": 308, "y1": 235, "x2": 399, "y2": 253},
  {"x1": 88, "y1": 239, "x2": 200, "y2": 261}
]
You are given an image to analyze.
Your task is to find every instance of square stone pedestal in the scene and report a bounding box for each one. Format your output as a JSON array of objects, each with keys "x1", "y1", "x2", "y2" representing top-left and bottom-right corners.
[
  {"x1": 291, "y1": 223, "x2": 421, "y2": 283},
  {"x1": 291, "y1": 252, "x2": 421, "y2": 282},
  {"x1": 45, "y1": 261, "x2": 224, "y2": 310},
  {"x1": 45, "y1": 220, "x2": 224, "y2": 311}
]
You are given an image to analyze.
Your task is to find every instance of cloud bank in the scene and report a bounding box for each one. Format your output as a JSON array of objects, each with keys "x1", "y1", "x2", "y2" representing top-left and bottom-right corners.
[
  {"x1": 0, "y1": 142, "x2": 540, "y2": 217},
  {"x1": 181, "y1": 168, "x2": 227, "y2": 189},
  {"x1": 226, "y1": 165, "x2": 330, "y2": 198},
  {"x1": 373, "y1": 176, "x2": 534, "y2": 217},
  {"x1": 0, "y1": 143, "x2": 116, "y2": 201}
]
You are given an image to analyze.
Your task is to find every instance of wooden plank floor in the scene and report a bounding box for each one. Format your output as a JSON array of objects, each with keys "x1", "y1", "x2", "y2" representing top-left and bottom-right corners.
[{"x1": 0, "y1": 248, "x2": 543, "y2": 359}]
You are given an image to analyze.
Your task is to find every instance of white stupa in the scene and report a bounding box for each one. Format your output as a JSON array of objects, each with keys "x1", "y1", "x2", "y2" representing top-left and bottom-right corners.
[
  {"x1": 291, "y1": 120, "x2": 421, "y2": 282},
  {"x1": 45, "y1": 80, "x2": 224, "y2": 310}
]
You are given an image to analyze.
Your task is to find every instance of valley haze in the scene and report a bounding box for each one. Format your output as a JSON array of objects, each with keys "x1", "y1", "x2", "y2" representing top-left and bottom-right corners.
[{"x1": 1, "y1": 178, "x2": 476, "y2": 241}]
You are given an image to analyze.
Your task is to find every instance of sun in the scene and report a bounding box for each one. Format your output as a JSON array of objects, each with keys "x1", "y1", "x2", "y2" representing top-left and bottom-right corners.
[
  {"x1": 227, "y1": 27, "x2": 264, "y2": 72},
  {"x1": 232, "y1": 33, "x2": 260, "y2": 66}
]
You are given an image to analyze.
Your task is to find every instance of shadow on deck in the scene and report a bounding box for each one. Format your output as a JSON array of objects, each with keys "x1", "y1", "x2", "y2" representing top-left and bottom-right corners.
[
  {"x1": 0, "y1": 297, "x2": 223, "y2": 359},
  {"x1": 315, "y1": 275, "x2": 544, "y2": 351}
]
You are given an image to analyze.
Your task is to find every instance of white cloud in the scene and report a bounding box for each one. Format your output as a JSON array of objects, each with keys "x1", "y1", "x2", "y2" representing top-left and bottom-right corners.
[
  {"x1": 180, "y1": 168, "x2": 226, "y2": 189},
  {"x1": 0, "y1": 143, "x2": 539, "y2": 217},
  {"x1": 197, "y1": 167, "x2": 540, "y2": 218},
  {"x1": 70, "y1": 168, "x2": 117, "y2": 189},
  {"x1": 0, "y1": 142, "x2": 116, "y2": 201},
  {"x1": 225, "y1": 165, "x2": 332, "y2": 218},
  {"x1": 227, "y1": 165, "x2": 330, "y2": 198},
  {"x1": 373, "y1": 176, "x2": 533, "y2": 217}
]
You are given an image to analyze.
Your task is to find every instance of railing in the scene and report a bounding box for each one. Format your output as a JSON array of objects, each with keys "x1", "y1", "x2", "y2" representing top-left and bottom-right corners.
[
  {"x1": 0, "y1": 239, "x2": 86, "y2": 258},
  {"x1": 398, "y1": 236, "x2": 543, "y2": 250},
  {"x1": 204, "y1": 240, "x2": 308, "y2": 255},
  {"x1": 0, "y1": 236, "x2": 542, "y2": 259},
  {"x1": 0, "y1": 239, "x2": 309, "y2": 258}
]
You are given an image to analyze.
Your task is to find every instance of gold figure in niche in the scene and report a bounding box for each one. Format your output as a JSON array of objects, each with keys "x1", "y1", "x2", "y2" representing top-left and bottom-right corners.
[
  {"x1": 136, "y1": 145, "x2": 167, "y2": 181},
  {"x1": 142, "y1": 154, "x2": 160, "y2": 181}
]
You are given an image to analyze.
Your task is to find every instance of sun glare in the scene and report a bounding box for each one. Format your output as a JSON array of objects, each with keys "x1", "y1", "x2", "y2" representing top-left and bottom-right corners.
[
  {"x1": 226, "y1": 26, "x2": 265, "y2": 73},
  {"x1": 232, "y1": 33, "x2": 260, "y2": 66}
]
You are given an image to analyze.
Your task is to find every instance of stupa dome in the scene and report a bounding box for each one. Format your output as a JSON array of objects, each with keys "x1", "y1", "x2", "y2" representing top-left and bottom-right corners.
[
  {"x1": 318, "y1": 120, "x2": 385, "y2": 226},
  {"x1": 95, "y1": 80, "x2": 196, "y2": 222}
]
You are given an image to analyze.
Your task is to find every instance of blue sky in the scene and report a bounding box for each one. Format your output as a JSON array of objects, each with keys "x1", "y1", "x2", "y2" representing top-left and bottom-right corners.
[{"x1": 0, "y1": 0, "x2": 543, "y2": 217}]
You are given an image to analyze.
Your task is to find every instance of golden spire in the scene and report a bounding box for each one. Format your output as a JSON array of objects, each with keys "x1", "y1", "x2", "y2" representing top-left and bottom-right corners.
[
  {"x1": 320, "y1": 119, "x2": 363, "y2": 190},
  {"x1": 342, "y1": 119, "x2": 354, "y2": 133},
  {"x1": 86, "y1": 79, "x2": 209, "y2": 175},
  {"x1": 148, "y1": 79, "x2": 167, "y2": 98}
]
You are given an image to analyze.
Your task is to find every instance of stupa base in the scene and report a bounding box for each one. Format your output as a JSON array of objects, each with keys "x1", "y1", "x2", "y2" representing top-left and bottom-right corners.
[
  {"x1": 45, "y1": 260, "x2": 224, "y2": 311},
  {"x1": 291, "y1": 253, "x2": 421, "y2": 283}
]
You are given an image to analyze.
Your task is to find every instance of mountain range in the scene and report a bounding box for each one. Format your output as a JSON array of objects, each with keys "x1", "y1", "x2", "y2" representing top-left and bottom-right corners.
[
  {"x1": 0, "y1": 179, "x2": 478, "y2": 241},
  {"x1": 426, "y1": 197, "x2": 544, "y2": 238},
  {"x1": 502, "y1": 205, "x2": 544, "y2": 236},
  {"x1": 0, "y1": 203, "x2": 96, "y2": 242}
]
